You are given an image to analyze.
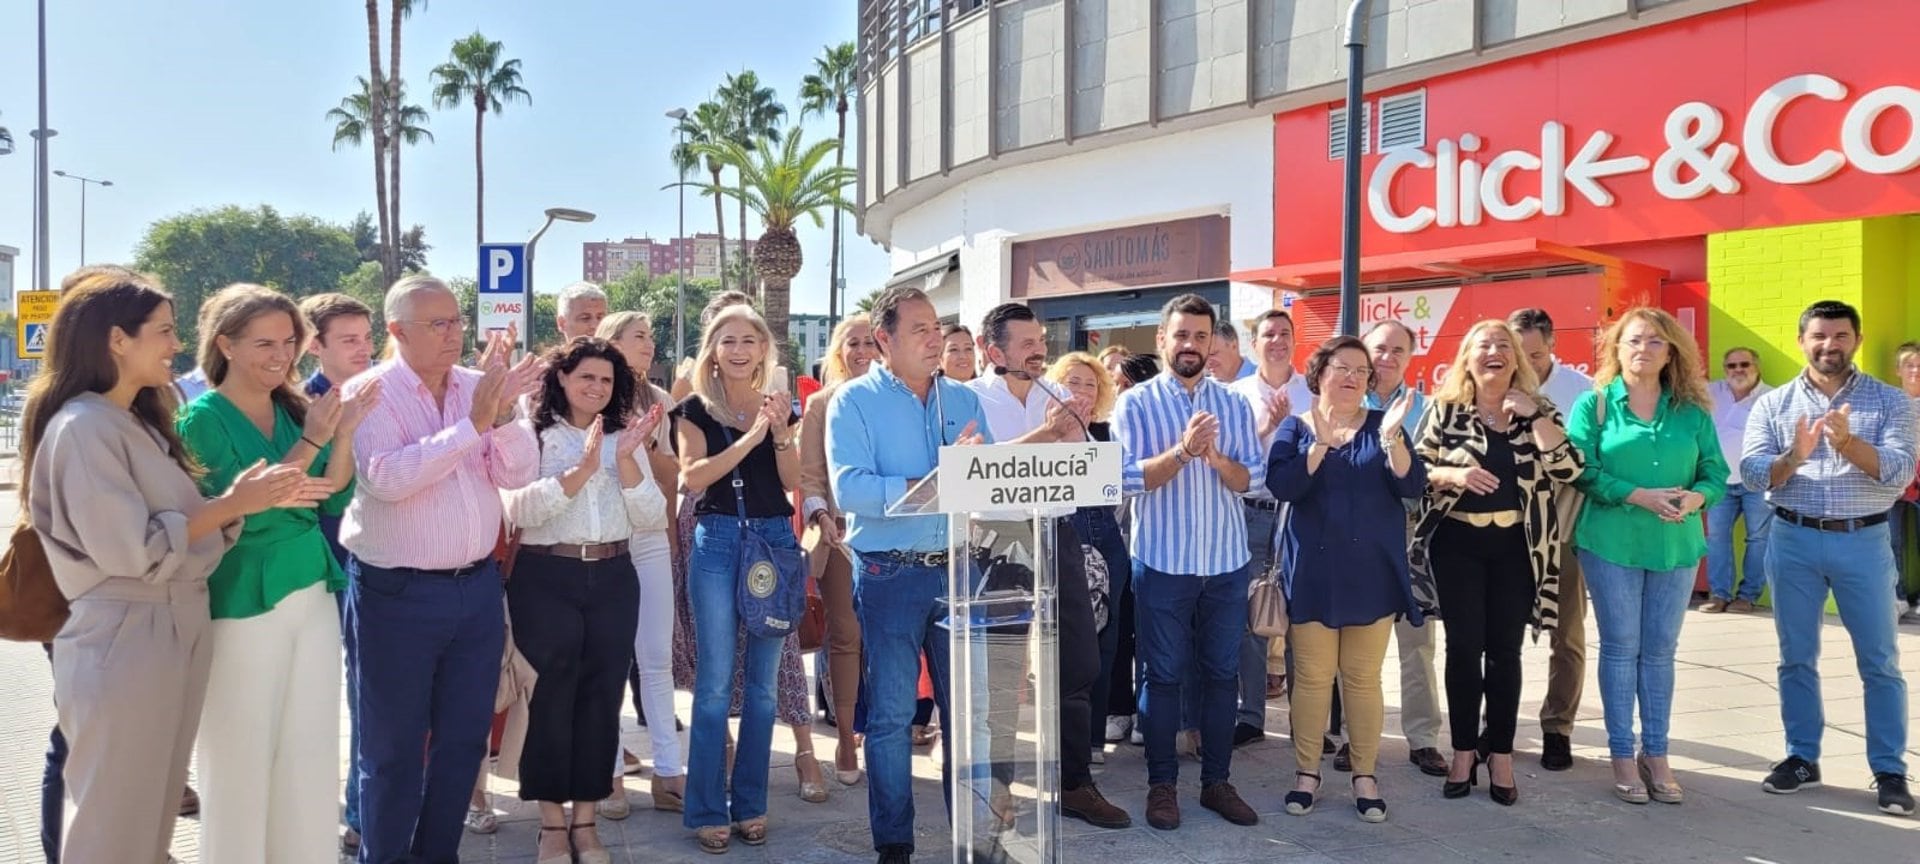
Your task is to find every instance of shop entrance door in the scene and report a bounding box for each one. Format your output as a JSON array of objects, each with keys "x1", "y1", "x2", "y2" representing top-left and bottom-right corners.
[{"x1": 1031, "y1": 281, "x2": 1232, "y2": 358}]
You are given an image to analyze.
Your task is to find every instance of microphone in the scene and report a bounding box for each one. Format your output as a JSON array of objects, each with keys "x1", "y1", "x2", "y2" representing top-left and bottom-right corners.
[
  {"x1": 996, "y1": 365, "x2": 1088, "y2": 440},
  {"x1": 932, "y1": 368, "x2": 950, "y2": 446}
]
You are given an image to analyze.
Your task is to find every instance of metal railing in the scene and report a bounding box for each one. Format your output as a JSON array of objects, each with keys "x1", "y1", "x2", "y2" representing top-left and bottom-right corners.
[{"x1": 857, "y1": 0, "x2": 990, "y2": 82}]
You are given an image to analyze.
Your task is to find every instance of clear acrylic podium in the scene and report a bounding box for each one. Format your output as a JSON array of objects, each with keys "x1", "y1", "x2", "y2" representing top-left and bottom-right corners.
[{"x1": 888, "y1": 466, "x2": 1063, "y2": 864}]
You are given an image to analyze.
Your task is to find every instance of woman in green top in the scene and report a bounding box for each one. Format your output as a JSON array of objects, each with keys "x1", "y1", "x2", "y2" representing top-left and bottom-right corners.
[
  {"x1": 1564, "y1": 307, "x2": 1727, "y2": 807},
  {"x1": 178, "y1": 284, "x2": 381, "y2": 864}
]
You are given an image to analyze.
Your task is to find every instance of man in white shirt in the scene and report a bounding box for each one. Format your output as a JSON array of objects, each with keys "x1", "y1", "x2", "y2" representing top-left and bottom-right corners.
[
  {"x1": 1703, "y1": 347, "x2": 1774, "y2": 613},
  {"x1": 1508, "y1": 307, "x2": 1592, "y2": 772},
  {"x1": 1223, "y1": 310, "x2": 1313, "y2": 747},
  {"x1": 965, "y1": 302, "x2": 1131, "y2": 830}
]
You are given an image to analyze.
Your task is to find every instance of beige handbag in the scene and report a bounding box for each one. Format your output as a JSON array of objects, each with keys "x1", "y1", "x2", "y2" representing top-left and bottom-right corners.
[{"x1": 1248, "y1": 564, "x2": 1289, "y2": 639}]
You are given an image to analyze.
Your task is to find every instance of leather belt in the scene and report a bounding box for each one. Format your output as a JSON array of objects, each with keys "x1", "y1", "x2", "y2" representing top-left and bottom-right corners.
[
  {"x1": 1447, "y1": 510, "x2": 1523, "y2": 529},
  {"x1": 1773, "y1": 506, "x2": 1889, "y2": 533},
  {"x1": 521, "y1": 540, "x2": 630, "y2": 562},
  {"x1": 862, "y1": 549, "x2": 950, "y2": 567},
  {"x1": 1244, "y1": 499, "x2": 1282, "y2": 512}
]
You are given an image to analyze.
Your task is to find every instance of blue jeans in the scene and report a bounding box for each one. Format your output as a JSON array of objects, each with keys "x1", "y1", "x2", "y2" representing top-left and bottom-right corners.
[
  {"x1": 1174, "y1": 504, "x2": 1276, "y2": 732},
  {"x1": 684, "y1": 516, "x2": 795, "y2": 830},
  {"x1": 1133, "y1": 560, "x2": 1249, "y2": 786},
  {"x1": 1578, "y1": 550, "x2": 1694, "y2": 759},
  {"x1": 1768, "y1": 520, "x2": 1909, "y2": 774},
  {"x1": 1706, "y1": 482, "x2": 1771, "y2": 603},
  {"x1": 326, "y1": 514, "x2": 363, "y2": 835},
  {"x1": 349, "y1": 557, "x2": 505, "y2": 864},
  {"x1": 853, "y1": 552, "x2": 954, "y2": 852}
]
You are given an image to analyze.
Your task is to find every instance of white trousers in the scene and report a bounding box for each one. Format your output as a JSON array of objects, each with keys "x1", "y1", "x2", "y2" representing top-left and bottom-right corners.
[
  {"x1": 620, "y1": 530, "x2": 683, "y2": 777},
  {"x1": 196, "y1": 583, "x2": 342, "y2": 864}
]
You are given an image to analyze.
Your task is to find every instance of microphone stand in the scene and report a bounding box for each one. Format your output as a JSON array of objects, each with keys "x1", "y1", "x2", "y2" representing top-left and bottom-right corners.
[
  {"x1": 932, "y1": 368, "x2": 950, "y2": 446},
  {"x1": 995, "y1": 366, "x2": 1088, "y2": 440}
]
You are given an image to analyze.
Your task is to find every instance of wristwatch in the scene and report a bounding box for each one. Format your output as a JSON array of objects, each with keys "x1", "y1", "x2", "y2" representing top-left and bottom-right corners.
[{"x1": 1174, "y1": 448, "x2": 1193, "y2": 466}]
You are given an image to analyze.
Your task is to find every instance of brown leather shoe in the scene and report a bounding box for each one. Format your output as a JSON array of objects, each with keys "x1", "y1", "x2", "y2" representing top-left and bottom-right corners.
[
  {"x1": 1145, "y1": 783, "x2": 1180, "y2": 830},
  {"x1": 1727, "y1": 598, "x2": 1756, "y2": 613},
  {"x1": 1200, "y1": 781, "x2": 1259, "y2": 826},
  {"x1": 1700, "y1": 598, "x2": 1729, "y2": 613},
  {"x1": 1061, "y1": 782, "x2": 1132, "y2": 829}
]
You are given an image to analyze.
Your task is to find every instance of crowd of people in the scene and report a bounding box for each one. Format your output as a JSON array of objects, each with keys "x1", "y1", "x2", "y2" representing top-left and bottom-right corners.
[{"x1": 17, "y1": 262, "x2": 1920, "y2": 864}]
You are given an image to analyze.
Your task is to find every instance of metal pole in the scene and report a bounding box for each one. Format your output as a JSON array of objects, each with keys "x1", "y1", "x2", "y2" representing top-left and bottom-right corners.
[
  {"x1": 526, "y1": 213, "x2": 557, "y2": 352},
  {"x1": 77, "y1": 180, "x2": 85, "y2": 264},
  {"x1": 675, "y1": 127, "x2": 688, "y2": 366},
  {"x1": 34, "y1": 0, "x2": 51, "y2": 291},
  {"x1": 1337, "y1": 0, "x2": 1372, "y2": 337}
]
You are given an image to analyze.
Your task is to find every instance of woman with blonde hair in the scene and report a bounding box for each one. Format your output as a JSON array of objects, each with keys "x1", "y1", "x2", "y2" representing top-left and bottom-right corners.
[
  {"x1": 1564, "y1": 307, "x2": 1725, "y2": 805},
  {"x1": 1410, "y1": 319, "x2": 1583, "y2": 807},
  {"x1": 595, "y1": 310, "x2": 689, "y2": 814},
  {"x1": 672, "y1": 304, "x2": 803, "y2": 852},
  {"x1": 180, "y1": 284, "x2": 378, "y2": 863},
  {"x1": 24, "y1": 271, "x2": 316, "y2": 864},
  {"x1": 1047, "y1": 351, "x2": 1130, "y2": 765},
  {"x1": 799, "y1": 313, "x2": 879, "y2": 785}
]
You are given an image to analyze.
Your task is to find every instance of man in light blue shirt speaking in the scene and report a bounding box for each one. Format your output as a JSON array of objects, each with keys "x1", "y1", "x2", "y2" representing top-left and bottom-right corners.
[{"x1": 826, "y1": 285, "x2": 989, "y2": 864}]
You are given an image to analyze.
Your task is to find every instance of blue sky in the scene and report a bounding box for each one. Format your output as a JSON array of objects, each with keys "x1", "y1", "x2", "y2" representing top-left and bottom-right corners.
[{"x1": 0, "y1": 1, "x2": 886, "y2": 313}]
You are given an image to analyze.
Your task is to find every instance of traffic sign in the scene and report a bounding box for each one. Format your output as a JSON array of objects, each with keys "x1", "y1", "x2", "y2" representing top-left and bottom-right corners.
[
  {"x1": 477, "y1": 243, "x2": 527, "y2": 349},
  {"x1": 17, "y1": 290, "x2": 58, "y2": 360}
]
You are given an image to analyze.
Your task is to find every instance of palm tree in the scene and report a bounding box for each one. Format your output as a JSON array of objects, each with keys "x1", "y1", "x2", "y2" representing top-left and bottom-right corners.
[
  {"x1": 363, "y1": 0, "x2": 393, "y2": 282},
  {"x1": 671, "y1": 100, "x2": 735, "y2": 294},
  {"x1": 718, "y1": 71, "x2": 787, "y2": 295},
  {"x1": 387, "y1": 0, "x2": 425, "y2": 264},
  {"x1": 430, "y1": 33, "x2": 530, "y2": 248},
  {"x1": 695, "y1": 129, "x2": 854, "y2": 345},
  {"x1": 328, "y1": 78, "x2": 433, "y2": 284},
  {"x1": 799, "y1": 42, "x2": 857, "y2": 323}
]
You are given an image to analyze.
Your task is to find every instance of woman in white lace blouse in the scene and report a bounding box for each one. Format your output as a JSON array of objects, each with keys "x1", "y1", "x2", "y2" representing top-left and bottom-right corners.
[{"x1": 501, "y1": 338, "x2": 667, "y2": 864}]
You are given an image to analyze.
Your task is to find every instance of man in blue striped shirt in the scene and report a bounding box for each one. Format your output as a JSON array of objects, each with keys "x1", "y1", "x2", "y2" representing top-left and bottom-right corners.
[
  {"x1": 1111, "y1": 293, "x2": 1266, "y2": 831},
  {"x1": 1740, "y1": 300, "x2": 1917, "y2": 817},
  {"x1": 826, "y1": 285, "x2": 990, "y2": 864}
]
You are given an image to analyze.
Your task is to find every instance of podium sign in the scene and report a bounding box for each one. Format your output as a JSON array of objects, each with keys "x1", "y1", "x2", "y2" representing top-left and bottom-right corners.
[
  {"x1": 890, "y1": 442, "x2": 1121, "y2": 864},
  {"x1": 937, "y1": 442, "x2": 1123, "y2": 512}
]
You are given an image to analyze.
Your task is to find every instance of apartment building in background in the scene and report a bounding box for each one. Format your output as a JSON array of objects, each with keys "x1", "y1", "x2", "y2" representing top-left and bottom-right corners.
[
  {"x1": 789, "y1": 313, "x2": 834, "y2": 379},
  {"x1": 582, "y1": 234, "x2": 755, "y2": 284}
]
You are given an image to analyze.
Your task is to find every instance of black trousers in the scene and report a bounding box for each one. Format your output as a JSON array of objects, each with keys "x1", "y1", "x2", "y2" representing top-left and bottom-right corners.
[
  {"x1": 508, "y1": 551, "x2": 640, "y2": 803},
  {"x1": 1429, "y1": 520, "x2": 1534, "y2": 754},
  {"x1": 1054, "y1": 518, "x2": 1102, "y2": 790}
]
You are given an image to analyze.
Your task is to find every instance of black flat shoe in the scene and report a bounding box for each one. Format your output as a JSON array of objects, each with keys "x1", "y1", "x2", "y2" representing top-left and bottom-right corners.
[
  {"x1": 1285, "y1": 771, "x2": 1321, "y2": 816},
  {"x1": 1352, "y1": 774, "x2": 1387, "y2": 823},
  {"x1": 1442, "y1": 754, "x2": 1479, "y2": 800}
]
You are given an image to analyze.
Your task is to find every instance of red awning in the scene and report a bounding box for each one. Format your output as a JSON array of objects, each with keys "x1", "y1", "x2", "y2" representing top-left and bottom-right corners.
[{"x1": 1230, "y1": 238, "x2": 1663, "y2": 291}]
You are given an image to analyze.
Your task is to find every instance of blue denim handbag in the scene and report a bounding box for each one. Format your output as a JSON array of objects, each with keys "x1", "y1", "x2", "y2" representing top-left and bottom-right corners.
[{"x1": 722, "y1": 427, "x2": 807, "y2": 640}]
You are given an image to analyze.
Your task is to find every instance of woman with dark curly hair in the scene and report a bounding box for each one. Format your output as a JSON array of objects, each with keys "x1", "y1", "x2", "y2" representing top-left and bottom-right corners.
[{"x1": 501, "y1": 338, "x2": 667, "y2": 864}]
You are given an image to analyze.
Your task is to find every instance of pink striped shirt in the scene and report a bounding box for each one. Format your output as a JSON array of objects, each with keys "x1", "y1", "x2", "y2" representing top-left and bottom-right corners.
[{"x1": 339, "y1": 358, "x2": 539, "y2": 570}]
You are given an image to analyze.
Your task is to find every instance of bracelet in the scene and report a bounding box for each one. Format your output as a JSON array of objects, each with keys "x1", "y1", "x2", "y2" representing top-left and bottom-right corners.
[
  {"x1": 773, "y1": 439, "x2": 791, "y2": 451},
  {"x1": 301, "y1": 435, "x2": 325, "y2": 449}
]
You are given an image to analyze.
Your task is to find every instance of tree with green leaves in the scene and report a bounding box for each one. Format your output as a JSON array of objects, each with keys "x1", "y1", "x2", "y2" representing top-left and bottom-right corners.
[
  {"x1": 672, "y1": 100, "x2": 734, "y2": 295},
  {"x1": 854, "y1": 288, "x2": 883, "y2": 314},
  {"x1": 329, "y1": 75, "x2": 433, "y2": 283},
  {"x1": 346, "y1": 213, "x2": 432, "y2": 273},
  {"x1": 362, "y1": 0, "x2": 394, "y2": 286},
  {"x1": 387, "y1": 0, "x2": 425, "y2": 267},
  {"x1": 719, "y1": 71, "x2": 787, "y2": 292},
  {"x1": 800, "y1": 42, "x2": 857, "y2": 323},
  {"x1": 134, "y1": 205, "x2": 362, "y2": 367},
  {"x1": 694, "y1": 130, "x2": 854, "y2": 345},
  {"x1": 431, "y1": 33, "x2": 530, "y2": 248}
]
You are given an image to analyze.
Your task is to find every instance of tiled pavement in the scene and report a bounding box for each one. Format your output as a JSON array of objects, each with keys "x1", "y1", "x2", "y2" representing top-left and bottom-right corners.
[{"x1": 1, "y1": 469, "x2": 1919, "y2": 862}]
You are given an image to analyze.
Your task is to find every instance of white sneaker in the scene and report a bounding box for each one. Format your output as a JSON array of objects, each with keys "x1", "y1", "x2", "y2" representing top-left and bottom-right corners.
[
  {"x1": 1090, "y1": 747, "x2": 1107, "y2": 765},
  {"x1": 1104, "y1": 715, "x2": 1132, "y2": 743},
  {"x1": 1129, "y1": 725, "x2": 1144, "y2": 746}
]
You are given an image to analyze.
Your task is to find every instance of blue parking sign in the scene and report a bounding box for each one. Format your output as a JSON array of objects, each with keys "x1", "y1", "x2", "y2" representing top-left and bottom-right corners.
[{"x1": 477, "y1": 243, "x2": 527, "y2": 346}]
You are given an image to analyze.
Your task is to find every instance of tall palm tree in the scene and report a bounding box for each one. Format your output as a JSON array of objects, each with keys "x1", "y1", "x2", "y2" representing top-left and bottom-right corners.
[
  {"x1": 718, "y1": 71, "x2": 787, "y2": 295},
  {"x1": 671, "y1": 100, "x2": 734, "y2": 294},
  {"x1": 387, "y1": 0, "x2": 425, "y2": 260},
  {"x1": 363, "y1": 0, "x2": 394, "y2": 282},
  {"x1": 799, "y1": 42, "x2": 857, "y2": 323},
  {"x1": 328, "y1": 78, "x2": 434, "y2": 276},
  {"x1": 430, "y1": 33, "x2": 530, "y2": 248},
  {"x1": 696, "y1": 129, "x2": 854, "y2": 345}
]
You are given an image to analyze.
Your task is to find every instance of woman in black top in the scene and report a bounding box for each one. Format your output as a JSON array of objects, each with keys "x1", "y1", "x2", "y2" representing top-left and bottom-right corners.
[{"x1": 670, "y1": 305, "x2": 801, "y2": 853}]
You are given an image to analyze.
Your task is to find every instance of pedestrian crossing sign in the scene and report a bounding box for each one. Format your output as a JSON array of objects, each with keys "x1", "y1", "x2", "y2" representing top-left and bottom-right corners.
[{"x1": 17, "y1": 290, "x2": 58, "y2": 360}]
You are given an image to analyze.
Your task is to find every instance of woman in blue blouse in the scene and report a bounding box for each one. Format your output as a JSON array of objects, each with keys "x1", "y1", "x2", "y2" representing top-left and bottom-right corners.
[{"x1": 1267, "y1": 336, "x2": 1425, "y2": 823}]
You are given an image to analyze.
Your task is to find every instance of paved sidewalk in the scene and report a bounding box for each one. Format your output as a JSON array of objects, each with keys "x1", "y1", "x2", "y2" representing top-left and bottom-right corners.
[{"x1": 1, "y1": 478, "x2": 1917, "y2": 862}]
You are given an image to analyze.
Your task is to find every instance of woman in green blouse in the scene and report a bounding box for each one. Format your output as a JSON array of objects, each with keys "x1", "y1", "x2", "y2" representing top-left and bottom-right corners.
[
  {"x1": 1564, "y1": 307, "x2": 1727, "y2": 807},
  {"x1": 178, "y1": 284, "x2": 380, "y2": 864}
]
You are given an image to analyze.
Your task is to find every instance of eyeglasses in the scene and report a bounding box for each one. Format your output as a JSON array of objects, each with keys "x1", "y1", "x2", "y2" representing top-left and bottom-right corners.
[
  {"x1": 400, "y1": 317, "x2": 466, "y2": 335},
  {"x1": 1724, "y1": 361, "x2": 1753, "y2": 370},
  {"x1": 1326, "y1": 364, "x2": 1373, "y2": 380},
  {"x1": 1625, "y1": 337, "x2": 1669, "y2": 351}
]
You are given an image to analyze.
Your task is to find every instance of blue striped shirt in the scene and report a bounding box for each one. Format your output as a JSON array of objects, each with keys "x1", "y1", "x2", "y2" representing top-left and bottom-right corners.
[
  {"x1": 1740, "y1": 367, "x2": 1917, "y2": 519},
  {"x1": 1113, "y1": 371, "x2": 1266, "y2": 576}
]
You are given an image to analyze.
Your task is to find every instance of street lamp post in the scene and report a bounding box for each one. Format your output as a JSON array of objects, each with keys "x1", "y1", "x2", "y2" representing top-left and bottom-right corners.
[
  {"x1": 53, "y1": 170, "x2": 112, "y2": 265},
  {"x1": 32, "y1": 0, "x2": 53, "y2": 292},
  {"x1": 525, "y1": 206, "x2": 597, "y2": 349},
  {"x1": 666, "y1": 107, "x2": 689, "y2": 367},
  {"x1": 1336, "y1": 0, "x2": 1373, "y2": 337}
]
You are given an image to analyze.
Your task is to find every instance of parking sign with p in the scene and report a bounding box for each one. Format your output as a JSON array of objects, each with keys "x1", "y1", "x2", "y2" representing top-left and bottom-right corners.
[{"x1": 477, "y1": 243, "x2": 528, "y2": 350}]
